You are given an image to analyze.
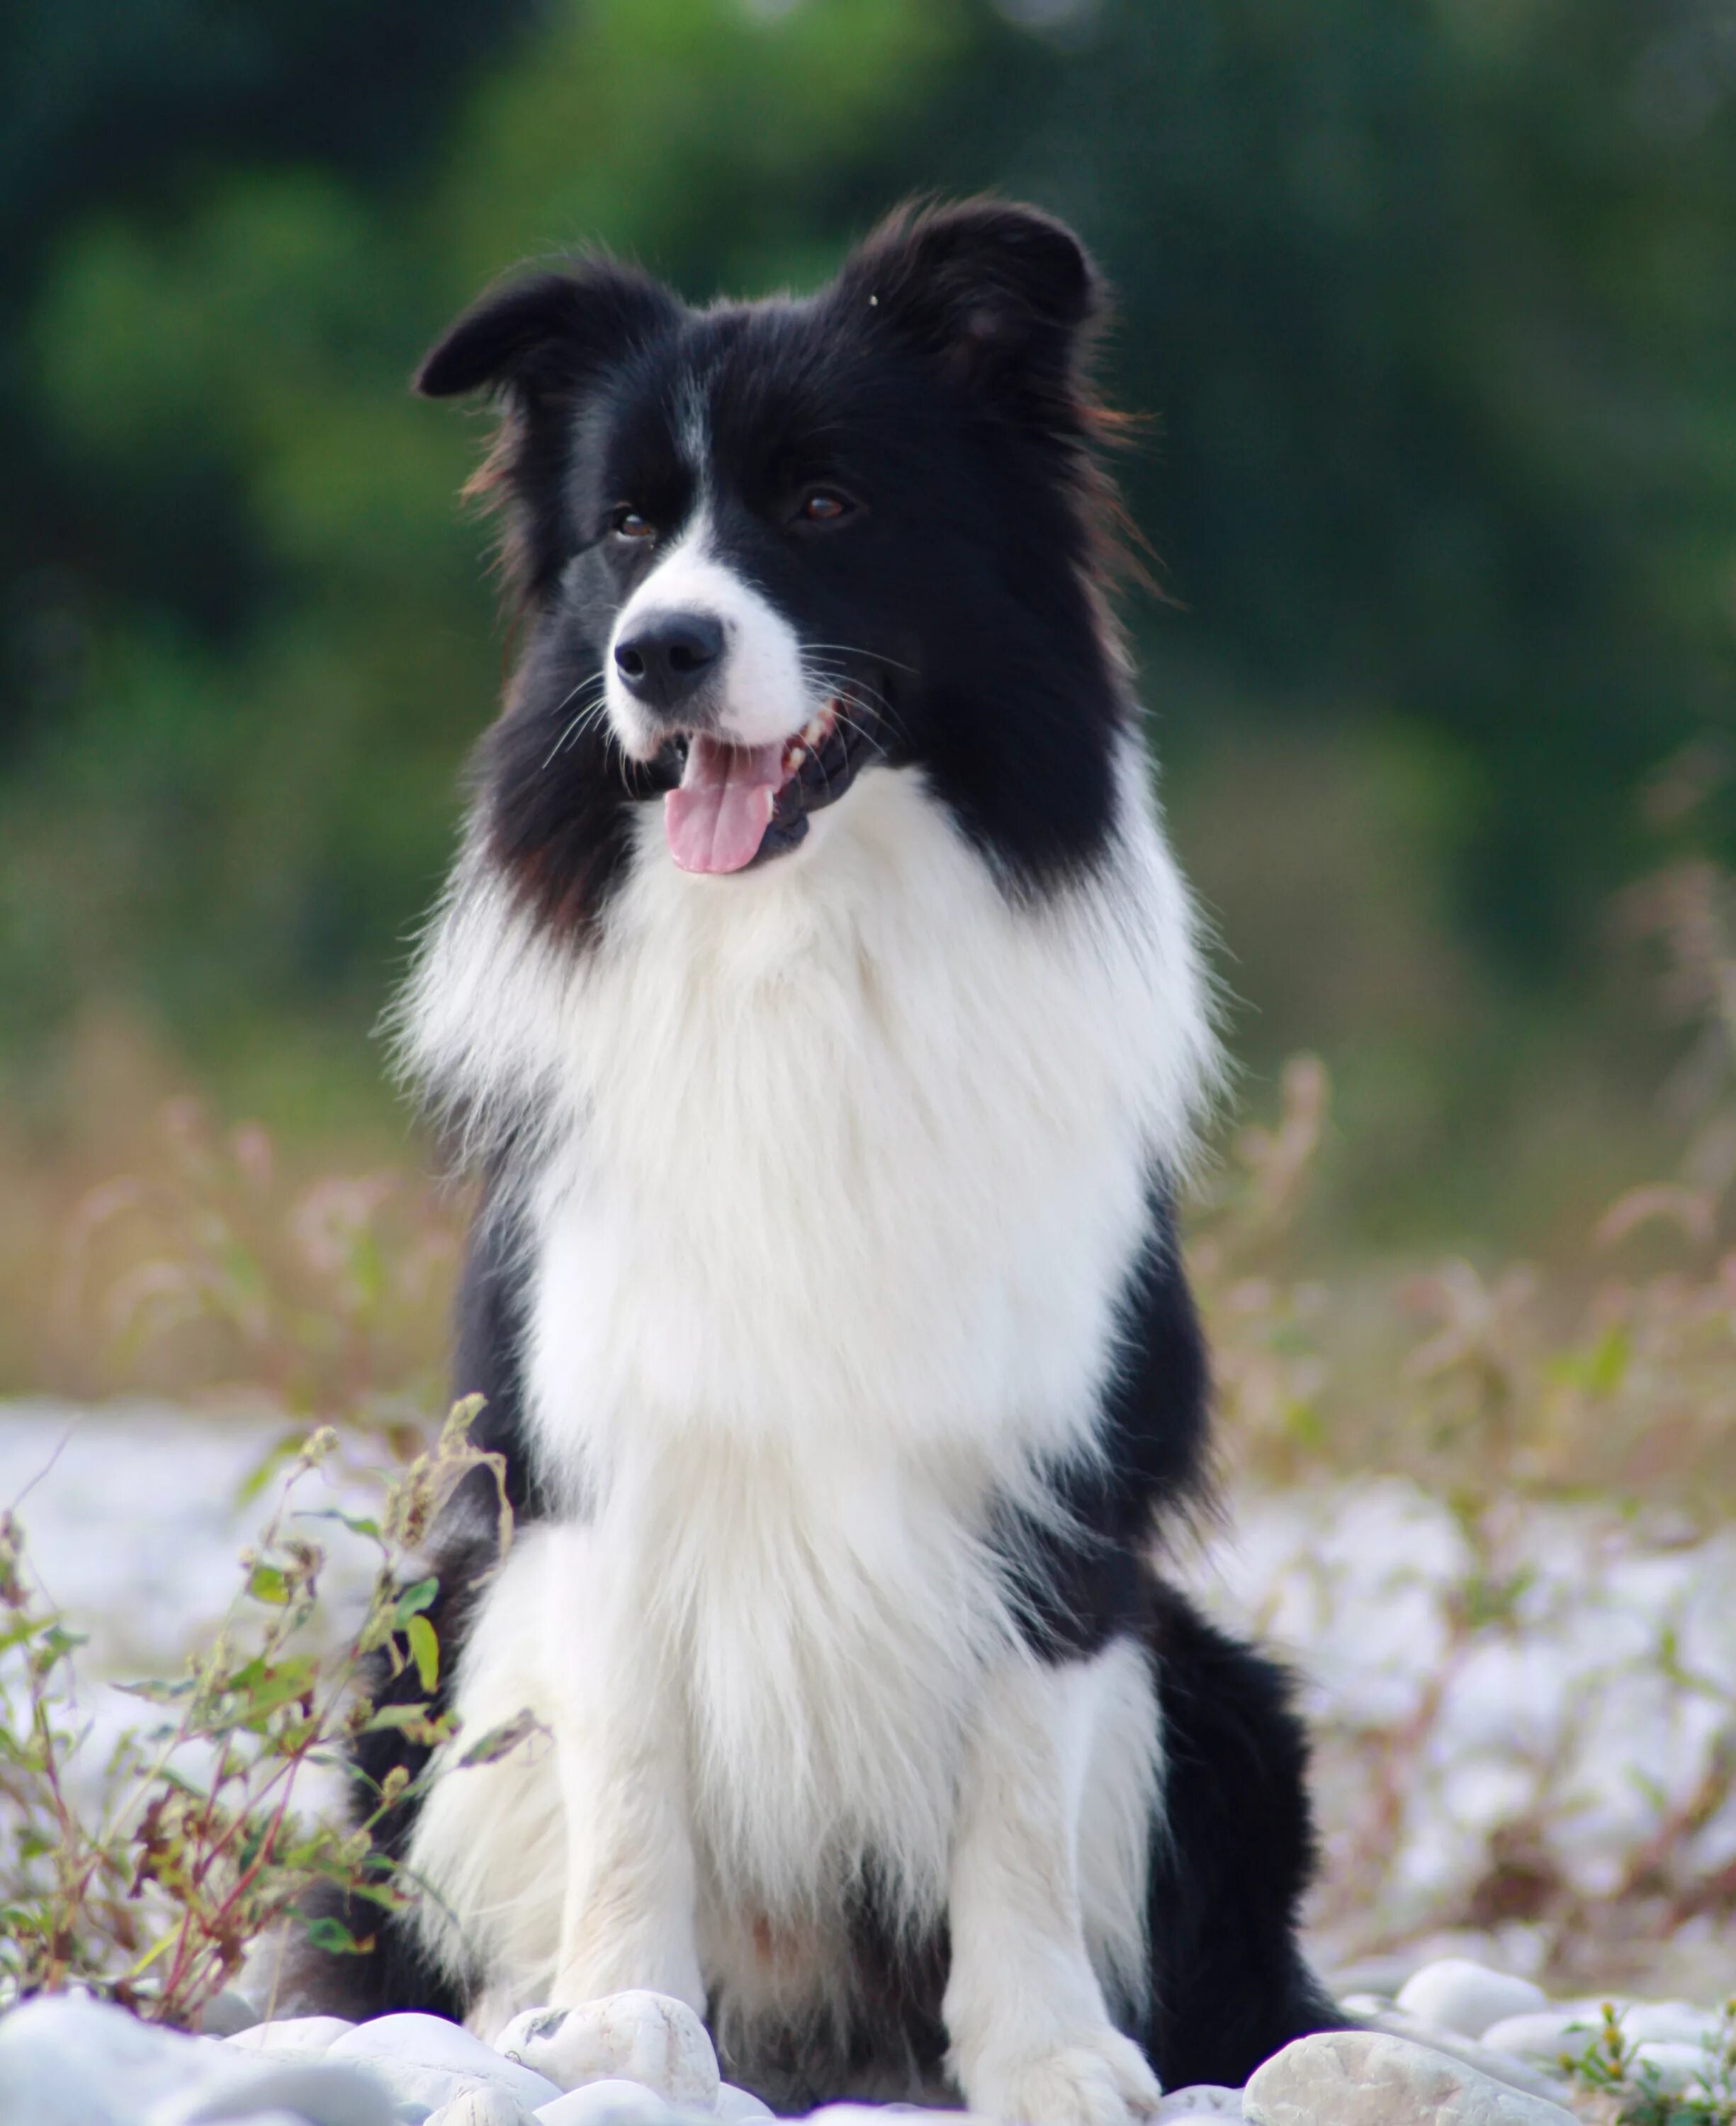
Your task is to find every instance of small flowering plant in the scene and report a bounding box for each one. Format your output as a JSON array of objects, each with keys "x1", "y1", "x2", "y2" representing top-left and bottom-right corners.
[{"x1": 0, "y1": 1401, "x2": 518, "y2": 2028}]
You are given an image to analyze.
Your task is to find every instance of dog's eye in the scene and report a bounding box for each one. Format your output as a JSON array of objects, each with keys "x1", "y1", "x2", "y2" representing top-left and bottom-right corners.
[
  {"x1": 795, "y1": 489, "x2": 857, "y2": 527},
  {"x1": 609, "y1": 507, "x2": 655, "y2": 542}
]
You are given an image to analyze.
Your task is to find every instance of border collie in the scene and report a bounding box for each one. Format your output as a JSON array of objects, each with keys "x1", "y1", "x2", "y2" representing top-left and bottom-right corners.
[{"x1": 305, "y1": 201, "x2": 1337, "y2": 2119}]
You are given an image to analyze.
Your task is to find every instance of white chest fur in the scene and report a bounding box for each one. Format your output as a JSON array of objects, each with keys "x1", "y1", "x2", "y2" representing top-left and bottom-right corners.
[
  {"x1": 411, "y1": 754, "x2": 1211, "y2": 1453},
  {"x1": 404, "y1": 754, "x2": 1212, "y2": 1942}
]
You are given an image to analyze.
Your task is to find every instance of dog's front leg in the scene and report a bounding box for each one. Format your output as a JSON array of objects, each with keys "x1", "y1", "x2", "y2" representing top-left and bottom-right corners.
[
  {"x1": 546, "y1": 1530, "x2": 704, "y2": 2017},
  {"x1": 944, "y1": 1650, "x2": 1162, "y2": 2126}
]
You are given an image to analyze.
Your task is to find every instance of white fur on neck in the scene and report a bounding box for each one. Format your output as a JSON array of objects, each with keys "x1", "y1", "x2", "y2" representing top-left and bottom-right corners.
[{"x1": 399, "y1": 742, "x2": 1214, "y2": 2033}]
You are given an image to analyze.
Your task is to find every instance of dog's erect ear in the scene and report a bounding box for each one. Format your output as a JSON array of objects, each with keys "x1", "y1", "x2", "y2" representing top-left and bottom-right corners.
[
  {"x1": 415, "y1": 261, "x2": 682, "y2": 607},
  {"x1": 835, "y1": 200, "x2": 1103, "y2": 424},
  {"x1": 415, "y1": 262, "x2": 680, "y2": 403}
]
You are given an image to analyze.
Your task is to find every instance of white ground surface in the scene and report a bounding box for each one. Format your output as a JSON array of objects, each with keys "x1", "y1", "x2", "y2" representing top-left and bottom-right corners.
[{"x1": 4, "y1": 1400, "x2": 1733, "y2": 1998}]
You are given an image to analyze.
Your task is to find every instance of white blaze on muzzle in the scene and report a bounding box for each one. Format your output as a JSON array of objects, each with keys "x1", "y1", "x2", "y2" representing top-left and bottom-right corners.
[{"x1": 604, "y1": 517, "x2": 826, "y2": 874}]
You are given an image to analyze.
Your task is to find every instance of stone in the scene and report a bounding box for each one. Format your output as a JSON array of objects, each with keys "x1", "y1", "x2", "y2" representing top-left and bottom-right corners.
[
  {"x1": 158, "y1": 2061, "x2": 396, "y2": 2126},
  {"x1": 0, "y1": 1995, "x2": 393, "y2": 2126},
  {"x1": 1623, "y1": 2002, "x2": 1720, "y2": 2049},
  {"x1": 1630, "y1": 2042, "x2": 1715, "y2": 2096},
  {"x1": 326, "y1": 2013, "x2": 561, "y2": 2116},
  {"x1": 1397, "y1": 1960, "x2": 1549, "y2": 2040},
  {"x1": 0, "y1": 1993, "x2": 185, "y2": 2125},
  {"x1": 1244, "y1": 2029, "x2": 1579, "y2": 2126},
  {"x1": 1477, "y1": 2008, "x2": 1606, "y2": 2066},
  {"x1": 225, "y1": 2015, "x2": 356, "y2": 2058},
  {"x1": 804, "y1": 2110, "x2": 964, "y2": 2126},
  {"x1": 427, "y1": 2088, "x2": 537, "y2": 2126},
  {"x1": 198, "y1": 1992, "x2": 264, "y2": 2039},
  {"x1": 1322, "y1": 1952, "x2": 1426, "y2": 2000},
  {"x1": 1155, "y1": 2088, "x2": 1243, "y2": 2120},
  {"x1": 1358, "y1": 2010, "x2": 1574, "y2": 2100},
  {"x1": 714, "y1": 2086, "x2": 774, "y2": 2122},
  {"x1": 196, "y1": 2114, "x2": 321, "y2": 2126},
  {"x1": 532, "y1": 2077, "x2": 680, "y2": 2125},
  {"x1": 495, "y1": 1995, "x2": 719, "y2": 2108}
]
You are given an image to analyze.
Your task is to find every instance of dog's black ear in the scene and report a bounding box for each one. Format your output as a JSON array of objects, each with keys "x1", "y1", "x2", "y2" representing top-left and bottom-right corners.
[
  {"x1": 835, "y1": 199, "x2": 1103, "y2": 424},
  {"x1": 416, "y1": 262, "x2": 682, "y2": 607},
  {"x1": 415, "y1": 262, "x2": 679, "y2": 403}
]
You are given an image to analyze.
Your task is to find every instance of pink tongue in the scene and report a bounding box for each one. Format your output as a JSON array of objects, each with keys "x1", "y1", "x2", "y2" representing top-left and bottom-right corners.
[{"x1": 664, "y1": 735, "x2": 786, "y2": 874}]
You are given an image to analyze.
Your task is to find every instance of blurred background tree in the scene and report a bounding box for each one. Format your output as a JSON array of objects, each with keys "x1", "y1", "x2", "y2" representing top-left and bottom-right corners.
[{"x1": 3, "y1": 0, "x2": 1734, "y2": 1387}]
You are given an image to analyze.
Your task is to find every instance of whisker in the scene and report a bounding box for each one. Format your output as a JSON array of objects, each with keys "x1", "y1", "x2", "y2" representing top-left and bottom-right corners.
[
  {"x1": 800, "y1": 656, "x2": 908, "y2": 736},
  {"x1": 806, "y1": 669, "x2": 908, "y2": 752},
  {"x1": 823, "y1": 692, "x2": 894, "y2": 765},
  {"x1": 800, "y1": 642, "x2": 918, "y2": 676},
  {"x1": 540, "y1": 678, "x2": 610, "y2": 770}
]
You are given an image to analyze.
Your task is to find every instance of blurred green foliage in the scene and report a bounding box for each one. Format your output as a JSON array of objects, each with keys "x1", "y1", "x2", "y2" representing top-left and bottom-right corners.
[{"x1": 2, "y1": 0, "x2": 1733, "y2": 1244}]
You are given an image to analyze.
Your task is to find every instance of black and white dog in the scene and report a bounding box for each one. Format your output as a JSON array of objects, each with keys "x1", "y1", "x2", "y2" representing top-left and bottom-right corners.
[{"x1": 317, "y1": 201, "x2": 1337, "y2": 2119}]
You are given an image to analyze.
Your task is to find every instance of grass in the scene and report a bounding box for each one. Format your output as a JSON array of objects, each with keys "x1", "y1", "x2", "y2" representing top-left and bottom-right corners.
[
  {"x1": 0, "y1": 1402, "x2": 523, "y2": 2024},
  {"x1": 1562, "y1": 2001, "x2": 1736, "y2": 2126}
]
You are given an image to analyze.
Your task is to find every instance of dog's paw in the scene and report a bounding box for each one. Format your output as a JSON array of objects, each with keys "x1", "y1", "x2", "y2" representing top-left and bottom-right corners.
[{"x1": 963, "y1": 2026, "x2": 1162, "y2": 2126}]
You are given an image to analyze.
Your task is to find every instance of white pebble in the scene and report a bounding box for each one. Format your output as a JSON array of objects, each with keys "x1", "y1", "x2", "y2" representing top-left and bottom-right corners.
[
  {"x1": 226, "y1": 2015, "x2": 356, "y2": 2057},
  {"x1": 0, "y1": 1996, "x2": 192, "y2": 2124},
  {"x1": 804, "y1": 2110, "x2": 963, "y2": 2126},
  {"x1": 1357, "y1": 2010, "x2": 1574, "y2": 2103},
  {"x1": 1156, "y1": 2088, "x2": 1244, "y2": 2120},
  {"x1": 1477, "y1": 2008, "x2": 1606, "y2": 2064},
  {"x1": 154, "y1": 2060, "x2": 398, "y2": 2126},
  {"x1": 0, "y1": 1995, "x2": 397, "y2": 2126},
  {"x1": 534, "y1": 2076, "x2": 680, "y2": 2125},
  {"x1": 1623, "y1": 2002, "x2": 1720, "y2": 2049},
  {"x1": 327, "y1": 2013, "x2": 560, "y2": 2113},
  {"x1": 497, "y1": 1993, "x2": 719, "y2": 2108},
  {"x1": 427, "y1": 2086, "x2": 536, "y2": 2126},
  {"x1": 1631, "y1": 2042, "x2": 1716, "y2": 2096},
  {"x1": 714, "y1": 2086, "x2": 774, "y2": 2122},
  {"x1": 1397, "y1": 1960, "x2": 1549, "y2": 2040},
  {"x1": 197, "y1": 1989, "x2": 263, "y2": 2037},
  {"x1": 1246, "y1": 2030, "x2": 1579, "y2": 2126}
]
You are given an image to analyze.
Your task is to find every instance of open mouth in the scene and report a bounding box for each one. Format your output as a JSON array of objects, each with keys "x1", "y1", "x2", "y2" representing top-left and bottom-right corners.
[{"x1": 662, "y1": 698, "x2": 875, "y2": 874}]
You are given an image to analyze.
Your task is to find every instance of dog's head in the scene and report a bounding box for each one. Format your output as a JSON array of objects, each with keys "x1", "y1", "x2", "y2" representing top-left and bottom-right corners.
[{"x1": 419, "y1": 201, "x2": 1134, "y2": 924}]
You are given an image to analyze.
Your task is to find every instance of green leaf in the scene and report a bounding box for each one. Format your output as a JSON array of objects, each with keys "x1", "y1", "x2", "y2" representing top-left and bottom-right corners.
[
  {"x1": 301, "y1": 1914, "x2": 375, "y2": 1957},
  {"x1": 113, "y1": 1676, "x2": 198, "y2": 1703},
  {"x1": 393, "y1": 1577, "x2": 439, "y2": 1626},
  {"x1": 405, "y1": 1614, "x2": 439, "y2": 1694},
  {"x1": 361, "y1": 1701, "x2": 437, "y2": 1735},
  {"x1": 247, "y1": 1564, "x2": 291, "y2": 1606},
  {"x1": 300, "y1": 1508, "x2": 382, "y2": 1541}
]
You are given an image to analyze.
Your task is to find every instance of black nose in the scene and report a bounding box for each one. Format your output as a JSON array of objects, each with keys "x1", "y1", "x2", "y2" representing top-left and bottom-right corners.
[{"x1": 613, "y1": 609, "x2": 725, "y2": 713}]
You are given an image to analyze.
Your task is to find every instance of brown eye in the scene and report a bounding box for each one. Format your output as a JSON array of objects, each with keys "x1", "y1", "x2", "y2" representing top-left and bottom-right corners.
[
  {"x1": 610, "y1": 506, "x2": 655, "y2": 541},
  {"x1": 797, "y1": 489, "x2": 855, "y2": 526}
]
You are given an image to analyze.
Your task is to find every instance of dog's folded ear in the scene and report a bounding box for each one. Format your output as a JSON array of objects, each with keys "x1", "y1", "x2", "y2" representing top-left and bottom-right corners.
[
  {"x1": 415, "y1": 260, "x2": 682, "y2": 607},
  {"x1": 835, "y1": 199, "x2": 1104, "y2": 427},
  {"x1": 415, "y1": 261, "x2": 680, "y2": 403}
]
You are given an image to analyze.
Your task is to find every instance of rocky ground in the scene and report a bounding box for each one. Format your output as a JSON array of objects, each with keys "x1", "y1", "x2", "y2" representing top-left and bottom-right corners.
[
  {"x1": 3, "y1": 1399, "x2": 1733, "y2": 2122},
  {"x1": 3, "y1": 1959, "x2": 1732, "y2": 2125}
]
